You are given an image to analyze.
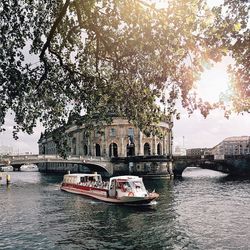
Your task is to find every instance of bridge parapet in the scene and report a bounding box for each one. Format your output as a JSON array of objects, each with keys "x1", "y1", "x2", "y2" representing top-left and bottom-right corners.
[
  {"x1": 1, "y1": 154, "x2": 110, "y2": 163},
  {"x1": 0, "y1": 154, "x2": 113, "y2": 175},
  {"x1": 173, "y1": 154, "x2": 215, "y2": 161}
]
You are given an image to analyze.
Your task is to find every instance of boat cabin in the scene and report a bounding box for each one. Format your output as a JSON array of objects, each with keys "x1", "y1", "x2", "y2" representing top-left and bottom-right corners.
[
  {"x1": 108, "y1": 176, "x2": 148, "y2": 198},
  {"x1": 63, "y1": 173, "x2": 102, "y2": 185}
]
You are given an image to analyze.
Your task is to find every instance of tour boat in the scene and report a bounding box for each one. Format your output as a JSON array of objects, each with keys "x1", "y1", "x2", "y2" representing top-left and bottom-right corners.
[{"x1": 60, "y1": 173, "x2": 159, "y2": 205}]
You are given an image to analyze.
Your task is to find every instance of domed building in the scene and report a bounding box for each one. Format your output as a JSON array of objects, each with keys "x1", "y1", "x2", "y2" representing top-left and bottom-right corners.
[{"x1": 38, "y1": 115, "x2": 173, "y2": 177}]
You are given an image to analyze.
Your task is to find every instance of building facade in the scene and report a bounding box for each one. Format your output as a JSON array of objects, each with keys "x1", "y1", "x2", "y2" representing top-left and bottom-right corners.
[
  {"x1": 186, "y1": 148, "x2": 211, "y2": 156},
  {"x1": 38, "y1": 117, "x2": 172, "y2": 158},
  {"x1": 211, "y1": 136, "x2": 250, "y2": 156},
  {"x1": 173, "y1": 146, "x2": 186, "y2": 156}
]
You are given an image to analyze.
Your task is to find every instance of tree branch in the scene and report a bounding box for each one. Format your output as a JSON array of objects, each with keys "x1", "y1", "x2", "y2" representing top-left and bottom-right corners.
[
  {"x1": 38, "y1": 0, "x2": 71, "y2": 87},
  {"x1": 40, "y1": 0, "x2": 71, "y2": 60}
]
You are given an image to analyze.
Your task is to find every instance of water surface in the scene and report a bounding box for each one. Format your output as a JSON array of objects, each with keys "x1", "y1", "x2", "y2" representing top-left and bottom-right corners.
[{"x1": 0, "y1": 168, "x2": 249, "y2": 249}]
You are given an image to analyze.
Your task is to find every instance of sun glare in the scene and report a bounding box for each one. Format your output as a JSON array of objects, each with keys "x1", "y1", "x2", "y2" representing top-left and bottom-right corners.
[{"x1": 194, "y1": 59, "x2": 232, "y2": 104}]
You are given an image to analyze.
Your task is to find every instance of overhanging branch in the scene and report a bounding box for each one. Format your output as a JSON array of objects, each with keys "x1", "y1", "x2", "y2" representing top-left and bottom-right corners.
[{"x1": 38, "y1": 0, "x2": 71, "y2": 87}]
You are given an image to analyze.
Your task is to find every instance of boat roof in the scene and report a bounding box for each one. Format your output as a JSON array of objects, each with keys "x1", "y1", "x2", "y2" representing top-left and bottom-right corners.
[
  {"x1": 64, "y1": 173, "x2": 101, "y2": 177},
  {"x1": 110, "y1": 175, "x2": 141, "y2": 181}
]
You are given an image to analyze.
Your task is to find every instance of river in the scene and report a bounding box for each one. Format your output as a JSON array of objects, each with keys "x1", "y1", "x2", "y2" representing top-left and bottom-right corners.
[{"x1": 0, "y1": 167, "x2": 249, "y2": 250}]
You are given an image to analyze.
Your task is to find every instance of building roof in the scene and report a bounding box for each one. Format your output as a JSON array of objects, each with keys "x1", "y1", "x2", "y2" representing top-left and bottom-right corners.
[{"x1": 223, "y1": 136, "x2": 250, "y2": 142}]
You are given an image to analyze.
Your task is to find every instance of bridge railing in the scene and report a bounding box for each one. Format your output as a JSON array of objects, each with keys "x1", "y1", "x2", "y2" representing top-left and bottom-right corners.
[
  {"x1": 62, "y1": 155, "x2": 109, "y2": 162},
  {"x1": 0, "y1": 154, "x2": 110, "y2": 164}
]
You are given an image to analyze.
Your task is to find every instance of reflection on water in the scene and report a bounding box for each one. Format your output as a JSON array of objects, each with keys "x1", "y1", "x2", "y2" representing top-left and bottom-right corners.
[
  {"x1": 182, "y1": 166, "x2": 228, "y2": 178},
  {"x1": 0, "y1": 168, "x2": 250, "y2": 249},
  {"x1": 0, "y1": 164, "x2": 39, "y2": 172}
]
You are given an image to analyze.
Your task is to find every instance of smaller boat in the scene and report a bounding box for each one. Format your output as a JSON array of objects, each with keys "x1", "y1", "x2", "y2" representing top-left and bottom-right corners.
[
  {"x1": 20, "y1": 164, "x2": 38, "y2": 172},
  {"x1": 0, "y1": 165, "x2": 13, "y2": 172},
  {"x1": 60, "y1": 173, "x2": 159, "y2": 205}
]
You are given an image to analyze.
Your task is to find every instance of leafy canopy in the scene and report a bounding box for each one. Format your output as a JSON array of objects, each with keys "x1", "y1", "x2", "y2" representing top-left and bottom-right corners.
[{"x1": 0, "y1": 0, "x2": 249, "y2": 139}]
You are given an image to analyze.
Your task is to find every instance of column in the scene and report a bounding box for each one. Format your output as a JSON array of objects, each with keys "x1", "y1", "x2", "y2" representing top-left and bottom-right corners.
[
  {"x1": 139, "y1": 131, "x2": 143, "y2": 155},
  {"x1": 102, "y1": 130, "x2": 107, "y2": 157},
  {"x1": 163, "y1": 136, "x2": 166, "y2": 155},
  {"x1": 76, "y1": 131, "x2": 80, "y2": 156},
  {"x1": 121, "y1": 137, "x2": 124, "y2": 157},
  {"x1": 153, "y1": 135, "x2": 156, "y2": 155}
]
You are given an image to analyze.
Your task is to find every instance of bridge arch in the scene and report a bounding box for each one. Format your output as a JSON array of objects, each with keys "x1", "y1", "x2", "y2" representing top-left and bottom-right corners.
[
  {"x1": 173, "y1": 156, "x2": 230, "y2": 177},
  {"x1": 82, "y1": 163, "x2": 112, "y2": 176}
]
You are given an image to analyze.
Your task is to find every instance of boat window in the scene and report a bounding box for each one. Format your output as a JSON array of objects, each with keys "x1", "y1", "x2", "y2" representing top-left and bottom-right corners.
[
  {"x1": 130, "y1": 181, "x2": 143, "y2": 189},
  {"x1": 122, "y1": 182, "x2": 130, "y2": 188},
  {"x1": 131, "y1": 180, "x2": 146, "y2": 192},
  {"x1": 116, "y1": 181, "x2": 122, "y2": 189},
  {"x1": 80, "y1": 177, "x2": 86, "y2": 182},
  {"x1": 122, "y1": 182, "x2": 131, "y2": 191},
  {"x1": 134, "y1": 181, "x2": 142, "y2": 186},
  {"x1": 110, "y1": 180, "x2": 115, "y2": 189}
]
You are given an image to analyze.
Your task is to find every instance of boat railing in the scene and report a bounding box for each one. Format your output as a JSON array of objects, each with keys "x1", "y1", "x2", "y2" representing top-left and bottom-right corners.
[{"x1": 79, "y1": 180, "x2": 109, "y2": 189}]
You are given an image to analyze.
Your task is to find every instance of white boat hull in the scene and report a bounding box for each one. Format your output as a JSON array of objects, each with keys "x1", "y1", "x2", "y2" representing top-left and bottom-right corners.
[{"x1": 61, "y1": 184, "x2": 159, "y2": 205}]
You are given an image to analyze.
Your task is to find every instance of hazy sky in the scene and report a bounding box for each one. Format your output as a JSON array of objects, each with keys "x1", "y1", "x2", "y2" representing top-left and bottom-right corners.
[
  {"x1": 1, "y1": 103, "x2": 249, "y2": 154},
  {"x1": 174, "y1": 109, "x2": 250, "y2": 150},
  {"x1": 174, "y1": 58, "x2": 250, "y2": 149}
]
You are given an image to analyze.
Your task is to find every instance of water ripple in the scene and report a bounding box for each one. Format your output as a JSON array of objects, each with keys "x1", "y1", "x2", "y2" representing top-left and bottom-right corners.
[{"x1": 1, "y1": 169, "x2": 250, "y2": 249}]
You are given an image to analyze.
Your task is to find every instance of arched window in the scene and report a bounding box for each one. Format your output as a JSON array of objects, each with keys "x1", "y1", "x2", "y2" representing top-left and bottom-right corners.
[
  {"x1": 144, "y1": 143, "x2": 151, "y2": 156},
  {"x1": 83, "y1": 144, "x2": 88, "y2": 156},
  {"x1": 157, "y1": 143, "x2": 162, "y2": 155},
  {"x1": 42, "y1": 145, "x2": 46, "y2": 155},
  {"x1": 72, "y1": 138, "x2": 76, "y2": 155},
  {"x1": 95, "y1": 144, "x2": 101, "y2": 157},
  {"x1": 109, "y1": 143, "x2": 118, "y2": 157},
  {"x1": 127, "y1": 143, "x2": 135, "y2": 156}
]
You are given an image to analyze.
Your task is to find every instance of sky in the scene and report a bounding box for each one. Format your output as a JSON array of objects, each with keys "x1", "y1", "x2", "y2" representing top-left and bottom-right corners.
[
  {"x1": 173, "y1": 109, "x2": 250, "y2": 150},
  {"x1": 1, "y1": 108, "x2": 249, "y2": 154},
  {"x1": 1, "y1": 110, "x2": 249, "y2": 154},
  {"x1": 0, "y1": 115, "x2": 43, "y2": 154},
  {"x1": 173, "y1": 57, "x2": 250, "y2": 150},
  {"x1": 0, "y1": 0, "x2": 249, "y2": 154}
]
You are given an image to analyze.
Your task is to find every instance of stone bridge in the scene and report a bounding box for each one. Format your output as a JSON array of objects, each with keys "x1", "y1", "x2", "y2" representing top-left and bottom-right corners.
[
  {"x1": 1, "y1": 154, "x2": 249, "y2": 178},
  {"x1": 173, "y1": 154, "x2": 250, "y2": 177},
  {"x1": 0, "y1": 155, "x2": 113, "y2": 175}
]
